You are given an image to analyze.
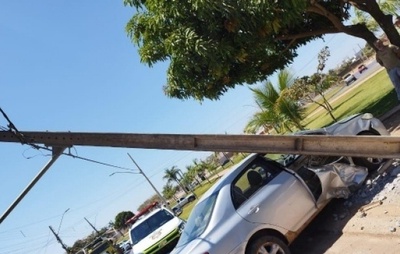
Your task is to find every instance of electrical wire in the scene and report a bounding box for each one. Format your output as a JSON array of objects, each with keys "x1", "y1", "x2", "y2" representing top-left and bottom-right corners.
[{"x1": 0, "y1": 107, "x2": 138, "y2": 173}]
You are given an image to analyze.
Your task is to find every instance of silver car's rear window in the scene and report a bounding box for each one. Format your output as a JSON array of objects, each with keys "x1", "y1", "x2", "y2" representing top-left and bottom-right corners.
[{"x1": 177, "y1": 193, "x2": 218, "y2": 245}]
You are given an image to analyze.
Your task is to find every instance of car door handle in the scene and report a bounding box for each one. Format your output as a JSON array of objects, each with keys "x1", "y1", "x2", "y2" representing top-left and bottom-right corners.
[{"x1": 248, "y1": 205, "x2": 260, "y2": 215}]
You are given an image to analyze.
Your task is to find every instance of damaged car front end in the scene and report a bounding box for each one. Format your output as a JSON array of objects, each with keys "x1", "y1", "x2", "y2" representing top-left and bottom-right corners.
[{"x1": 292, "y1": 113, "x2": 389, "y2": 171}]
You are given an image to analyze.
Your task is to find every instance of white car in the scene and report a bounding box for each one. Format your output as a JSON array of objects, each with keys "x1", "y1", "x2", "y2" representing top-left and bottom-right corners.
[
  {"x1": 118, "y1": 240, "x2": 132, "y2": 254},
  {"x1": 343, "y1": 73, "x2": 357, "y2": 85},
  {"x1": 176, "y1": 193, "x2": 196, "y2": 208},
  {"x1": 129, "y1": 207, "x2": 185, "y2": 254}
]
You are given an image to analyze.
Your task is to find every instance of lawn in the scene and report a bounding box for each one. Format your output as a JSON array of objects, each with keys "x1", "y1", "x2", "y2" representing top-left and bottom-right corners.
[
  {"x1": 303, "y1": 69, "x2": 398, "y2": 129},
  {"x1": 179, "y1": 176, "x2": 222, "y2": 220}
]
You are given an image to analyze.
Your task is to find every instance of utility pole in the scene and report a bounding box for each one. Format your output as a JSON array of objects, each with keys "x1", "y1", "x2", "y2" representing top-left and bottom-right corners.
[
  {"x1": 127, "y1": 153, "x2": 170, "y2": 209},
  {"x1": 84, "y1": 217, "x2": 101, "y2": 236},
  {"x1": 357, "y1": 43, "x2": 367, "y2": 60},
  {"x1": 49, "y1": 226, "x2": 70, "y2": 253}
]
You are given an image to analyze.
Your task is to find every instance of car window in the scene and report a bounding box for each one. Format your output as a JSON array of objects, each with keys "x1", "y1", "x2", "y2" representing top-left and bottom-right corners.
[
  {"x1": 130, "y1": 210, "x2": 174, "y2": 244},
  {"x1": 177, "y1": 193, "x2": 218, "y2": 246},
  {"x1": 231, "y1": 156, "x2": 282, "y2": 208}
]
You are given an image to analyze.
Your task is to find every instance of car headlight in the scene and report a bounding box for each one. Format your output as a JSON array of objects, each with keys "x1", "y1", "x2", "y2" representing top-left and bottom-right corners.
[
  {"x1": 361, "y1": 113, "x2": 373, "y2": 120},
  {"x1": 179, "y1": 221, "x2": 186, "y2": 232}
]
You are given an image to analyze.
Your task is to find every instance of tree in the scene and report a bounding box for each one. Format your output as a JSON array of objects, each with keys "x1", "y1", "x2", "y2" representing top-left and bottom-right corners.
[
  {"x1": 194, "y1": 159, "x2": 211, "y2": 184},
  {"x1": 185, "y1": 163, "x2": 203, "y2": 187},
  {"x1": 204, "y1": 159, "x2": 219, "y2": 178},
  {"x1": 163, "y1": 166, "x2": 188, "y2": 194},
  {"x1": 181, "y1": 171, "x2": 194, "y2": 191},
  {"x1": 289, "y1": 46, "x2": 338, "y2": 121},
  {"x1": 114, "y1": 211, "x2": 135, "y2": 230},
  {"x1": 162, "y1": 183, "x2": 178, "y2": 200},
  {"x1": 125, "y1": 0, "x2": 399, "y2": 100},
  {"x1": 245, "y1": 69, "x2": 305, "y2": 134}
]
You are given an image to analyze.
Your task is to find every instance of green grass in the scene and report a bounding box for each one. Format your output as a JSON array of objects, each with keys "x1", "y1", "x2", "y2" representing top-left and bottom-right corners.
[
  {"x1": 179, "y1": 177, "x2": 221, "y2": 220},
  {"x1": 303, "y1": 84, "x2": 345, "y2": 116},
  {"x1": 303, "y1": 69, "x2": 397, "y2": 129}
]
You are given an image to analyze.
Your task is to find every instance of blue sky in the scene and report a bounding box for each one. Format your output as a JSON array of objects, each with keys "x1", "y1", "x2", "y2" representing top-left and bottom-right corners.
[{"x1": 0, "y1": 2, "x2": 367, "y2": 254}]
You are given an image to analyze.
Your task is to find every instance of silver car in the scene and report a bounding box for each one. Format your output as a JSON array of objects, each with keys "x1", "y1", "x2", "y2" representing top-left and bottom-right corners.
[
  {"x1": 295, "y1": 113, "x2": 389, "y2": 171},
  {"x1": 171, "y1": 113, "x2": 387, "y2": 254},
  {"x1": 343, "y1": 73, "x2": 357, "y2": 85},
  {"x1": 171, "y1": 154, "x2": 368, "y2": 254}
]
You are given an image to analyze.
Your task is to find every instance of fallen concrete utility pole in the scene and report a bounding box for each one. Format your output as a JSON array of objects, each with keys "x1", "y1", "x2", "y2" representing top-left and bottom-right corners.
[{"x1": 1, "y1": 131, "x2": 400, "y2": 158}]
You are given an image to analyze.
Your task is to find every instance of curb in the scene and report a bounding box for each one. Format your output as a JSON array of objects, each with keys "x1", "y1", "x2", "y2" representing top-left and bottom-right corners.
[{"x1": 378, "y1": 105, "x2": 400, "y2": 121}]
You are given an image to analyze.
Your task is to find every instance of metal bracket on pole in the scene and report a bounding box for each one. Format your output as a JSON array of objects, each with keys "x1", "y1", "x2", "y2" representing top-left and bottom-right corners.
[{"x1": 0, "y1": 146, "x2": 66, "y2": 224}]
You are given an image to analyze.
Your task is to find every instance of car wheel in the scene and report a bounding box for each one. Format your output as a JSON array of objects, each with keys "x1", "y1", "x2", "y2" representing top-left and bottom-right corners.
[
  {"x1": 352, "y1": 131, "x2": 386, "y2": 172},
  {"x1": 247, "y1": 235, "x2": 290, "y2": 254}
]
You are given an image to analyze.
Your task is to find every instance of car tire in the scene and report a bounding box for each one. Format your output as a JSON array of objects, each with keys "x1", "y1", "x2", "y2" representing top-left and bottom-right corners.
[
  {"x1": 352, "y1": 131, "x2": 386, "y2": 172},
  {"x1": 247, "y1": 235, "x2": 290, "y2": 254}
]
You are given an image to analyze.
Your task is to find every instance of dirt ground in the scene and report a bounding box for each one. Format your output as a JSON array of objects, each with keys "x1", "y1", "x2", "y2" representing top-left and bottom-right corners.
[{"x1": 290, "y1": 109, "x2": 400, "y2": 254}]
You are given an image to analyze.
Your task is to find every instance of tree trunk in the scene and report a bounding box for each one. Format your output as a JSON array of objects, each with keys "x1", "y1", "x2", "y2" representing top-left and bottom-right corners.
[
  {"x1": 308, "y1": 95, "x2": 337, "y2": 122},
  {"x1": 350, "y1": 0, "x2": 400, "y2": 47},
  {"x1": 175, "y1": 179, "x2": 188, "y2": 194}
]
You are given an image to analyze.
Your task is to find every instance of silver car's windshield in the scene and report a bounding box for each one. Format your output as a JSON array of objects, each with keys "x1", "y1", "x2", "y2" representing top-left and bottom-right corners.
[
  {"x1": 130, "y1": 209, "x2": 174, "y2": 244},
  {"x1": 177, "y1": 193, "x2": 218, "y2": 246}
]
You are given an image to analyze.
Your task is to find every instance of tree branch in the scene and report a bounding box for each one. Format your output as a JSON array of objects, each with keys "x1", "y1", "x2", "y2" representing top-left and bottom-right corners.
[
  {"x1": 307, "y1": 2, "x2": 346, "y2": 30},
  {"x1": 277, "y1": 27, "x2": 340, "y2": 40}
]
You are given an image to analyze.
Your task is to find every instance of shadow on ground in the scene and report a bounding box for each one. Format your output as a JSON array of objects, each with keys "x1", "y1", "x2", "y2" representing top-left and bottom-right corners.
[{"x1": 290, "y1": 167, "x2": 398, "y2": 254}]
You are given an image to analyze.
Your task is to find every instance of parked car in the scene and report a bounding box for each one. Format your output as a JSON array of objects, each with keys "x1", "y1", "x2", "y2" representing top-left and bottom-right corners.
[
  {"x1": 358, "y1": 64, "x2": 368, "y2": 73},
  {"x1": 170, "y1": 113, "x2": 388, "y2": 254},
  {"x1": 118, "y1": 240, "x2": 132, "y2": 254},
  {"x1": 176, "y1": 193, "x2": 196, "y2": 208},
  {"x1": 171, "y1": 204, "x2": 182, "y2": 216},
  {"x1": 129, "y1": 207, "x2": 185, "y2": 254},
  {"x1": 343, "y1": 73, "x2": 357, "y2": 85}
]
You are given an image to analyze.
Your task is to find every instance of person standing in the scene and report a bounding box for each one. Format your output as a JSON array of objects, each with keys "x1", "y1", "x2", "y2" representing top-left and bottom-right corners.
[
  {"x1": 374, "y1": 38, "x2": 400, "y2": 102},
  {"x1": 394, "y1": 16, "x2": 400, "y2": 28}
]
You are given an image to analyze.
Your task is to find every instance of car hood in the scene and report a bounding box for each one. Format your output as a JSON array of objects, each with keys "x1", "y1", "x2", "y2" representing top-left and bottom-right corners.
[{"x1": 295, "y1": 113, "x2": 389, "y2": 136}]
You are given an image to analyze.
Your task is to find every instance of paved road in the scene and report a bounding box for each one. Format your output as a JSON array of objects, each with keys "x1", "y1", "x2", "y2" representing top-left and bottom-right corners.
[{"x1": 307, "y1": 60, "x2": 384, "y2": 119}]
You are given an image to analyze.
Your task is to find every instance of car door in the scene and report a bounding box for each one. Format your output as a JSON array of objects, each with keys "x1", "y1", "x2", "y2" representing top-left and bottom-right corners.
[{"x1": 233, "y1": 156, "x2": 318, "y2": 232}]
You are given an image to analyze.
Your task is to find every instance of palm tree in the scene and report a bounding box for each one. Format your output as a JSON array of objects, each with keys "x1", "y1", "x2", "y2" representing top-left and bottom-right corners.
[
  {"x1": 163, "y1": 166, "x2": 188, "y2": 194},
  {"x1": 194, "y1": 160, "x2": 211, "y2": 184},
  {"x1": 186, "y1": 163, "x2": 203, "y2": 186},
  {"x1": 245, "y1": 69, "x2": 305, "y2": 134},
  {"x1": 162, "y1": 183, "x2": 177, "y2": 200}
]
